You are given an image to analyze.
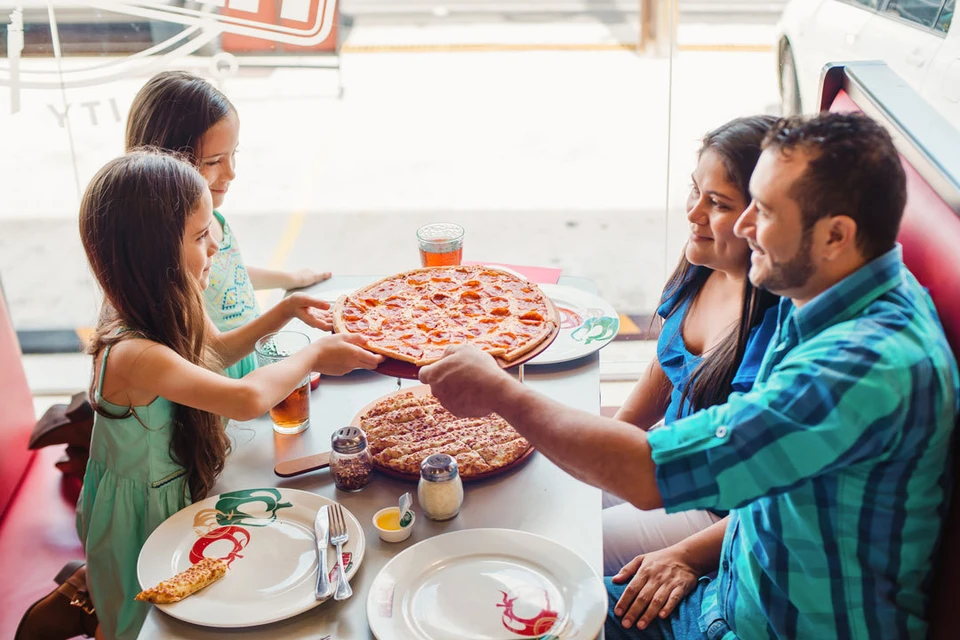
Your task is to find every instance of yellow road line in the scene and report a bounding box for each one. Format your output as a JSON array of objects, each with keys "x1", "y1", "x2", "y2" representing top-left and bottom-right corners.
[
  {"x1": 76, "y1": 327, "x2": 94, "y2": 347},
  {"x1": 258, "y1": 210, "x2": 305, "y2": 309},
  {"x1": 340, "y1": 42, "x2": 772, "y2": 54},
  {"x1": 618, "y1": 313, "x2": 642, "y2": 335},
  {"x1": 270, "y1": 210, "x2": 305, "y2": 270}
]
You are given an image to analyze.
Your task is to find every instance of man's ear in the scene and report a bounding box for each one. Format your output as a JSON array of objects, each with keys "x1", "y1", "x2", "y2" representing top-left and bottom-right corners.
[{"x1": 821, "y1": 215, "x2": 858, "y2": 261}]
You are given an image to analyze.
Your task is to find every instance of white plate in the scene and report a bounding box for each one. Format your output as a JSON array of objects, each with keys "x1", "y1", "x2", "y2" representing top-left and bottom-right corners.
[
  {"x1": 529, "y1": 284, "x2": 620, "y2": 365},
  {"x1": 367, "y1": 528, "x2": 606, "y2": 640},
  {"x1": 137, "y1": 487, "x2": 365, "y2": 628}
]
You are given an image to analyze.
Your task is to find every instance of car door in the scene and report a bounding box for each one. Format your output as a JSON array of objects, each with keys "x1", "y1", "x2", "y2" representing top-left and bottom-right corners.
[
  {"x1": 856, "y1": 0, "x2": 948, "y2": 94},
  {"x1": 798, "y1": 0, "x2": 880, "y2": 110},
  {"x1": 920, "y1": 0, "x2": 960, "y2": 125}
]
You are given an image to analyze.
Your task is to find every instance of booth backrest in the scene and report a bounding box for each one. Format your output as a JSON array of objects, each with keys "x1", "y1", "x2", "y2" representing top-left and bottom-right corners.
[
  {"x1": 0, "y1": 281, "x2": 37, "y2": 523},
  {"x1": 829, "y1": 87, "x2": 960, "y2": 640}
]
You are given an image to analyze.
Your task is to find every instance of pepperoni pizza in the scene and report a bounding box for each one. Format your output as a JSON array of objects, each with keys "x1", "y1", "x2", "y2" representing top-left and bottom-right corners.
[{"x1": 332, "y1": 265, "x2": 557, "y2": 366}]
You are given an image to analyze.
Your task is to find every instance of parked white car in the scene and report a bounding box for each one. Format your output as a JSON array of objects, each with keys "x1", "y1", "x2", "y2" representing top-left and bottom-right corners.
[{"x1": 776, "y1": 0, "x2": 959, "y2": 127}]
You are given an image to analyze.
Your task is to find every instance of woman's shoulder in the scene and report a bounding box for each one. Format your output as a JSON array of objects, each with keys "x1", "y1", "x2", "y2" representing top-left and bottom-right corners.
[{"x1": 657, "y1": 265, "x2": 710, "y2": 320}]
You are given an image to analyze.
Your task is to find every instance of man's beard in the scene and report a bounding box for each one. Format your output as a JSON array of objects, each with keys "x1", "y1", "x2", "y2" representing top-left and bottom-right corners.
[{"x1": 753, "y1": 229, "x2": 815, "y2": 294}]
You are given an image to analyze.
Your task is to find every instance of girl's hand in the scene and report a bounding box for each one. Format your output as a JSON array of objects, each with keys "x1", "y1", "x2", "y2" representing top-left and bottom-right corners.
[
  {"x1": 611, "y1": 547, "x2": 699, "y2": 630},
  {"x1": 313, "y1": 333, "x2": 383, "y2": 375},
  {"x1": 287, "y1": 268, "x2": 332, "y2": 290},
  {"x1": 285, "y1": 293, "x2": 334, "y2": 331}
]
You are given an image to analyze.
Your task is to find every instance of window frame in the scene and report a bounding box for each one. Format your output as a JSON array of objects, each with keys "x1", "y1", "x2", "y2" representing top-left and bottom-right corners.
[{"x1": 877, "y1": 0, "x2": 952, "y2": 35}]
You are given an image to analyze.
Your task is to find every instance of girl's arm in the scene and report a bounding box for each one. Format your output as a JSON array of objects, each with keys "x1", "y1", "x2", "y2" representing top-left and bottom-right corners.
[
  {"x1": 118, "y1": 334, "x2": 382, "y2": 421},
  {"x1": 613, "y1": 358, "x2": 673, "y2": 429},
  {"x1": 206, "y1": 292, "x2": 332, "y2": 366},
  {"x1": 246, "y1": 266, "x2": 331, "y2": 291}
]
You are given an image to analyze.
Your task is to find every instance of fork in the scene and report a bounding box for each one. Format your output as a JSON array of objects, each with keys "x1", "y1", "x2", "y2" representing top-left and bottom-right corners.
[{"x1": 330, "y1": 504, "x2": 352, "y2": 601}]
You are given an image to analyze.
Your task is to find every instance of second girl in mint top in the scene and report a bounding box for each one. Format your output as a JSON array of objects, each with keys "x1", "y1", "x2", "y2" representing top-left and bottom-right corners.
[{"x1": 205, "y1": 211, "x2": 260, "y2": 378}]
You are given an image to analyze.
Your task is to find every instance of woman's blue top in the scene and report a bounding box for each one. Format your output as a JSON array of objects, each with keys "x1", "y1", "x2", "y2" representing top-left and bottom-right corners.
[{"x1": 657, "y1": 266, "x2": 779, "y2": 425}]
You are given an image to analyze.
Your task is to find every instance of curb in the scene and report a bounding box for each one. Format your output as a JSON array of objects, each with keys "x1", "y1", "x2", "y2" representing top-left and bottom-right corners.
[
  {"x1": 17, "y1": 330, "x2": 84, "y2": 355},
  {"x1": 17, "y1": 317, "x2": 660, "y2": 354}
]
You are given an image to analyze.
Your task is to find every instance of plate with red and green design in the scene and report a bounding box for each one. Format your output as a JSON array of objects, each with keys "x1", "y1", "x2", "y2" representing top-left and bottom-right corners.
[
  {"x1": 367, "y1": 528, "x2": 605, "y2": 640},
  {"x1": 527, "y1": 284, "x2": 620, "y2": 365},
  {"x1": 137, "y1": 487, "x2": 365, "y2": 628}
]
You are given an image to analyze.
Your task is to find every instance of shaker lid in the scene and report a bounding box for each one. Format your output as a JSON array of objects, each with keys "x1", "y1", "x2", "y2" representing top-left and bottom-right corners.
[
  {"x1": 420, "y1": 453, "x2": 459, "y2": 482},
  {"x1": 331, "y1": 426, "x2": 367, "y2": 454}
]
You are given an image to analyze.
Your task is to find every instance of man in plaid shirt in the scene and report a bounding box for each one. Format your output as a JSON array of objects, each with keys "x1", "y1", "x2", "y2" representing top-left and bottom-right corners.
[{"x1": 421, "y1": 112, "x2": 960, "y2": 639}]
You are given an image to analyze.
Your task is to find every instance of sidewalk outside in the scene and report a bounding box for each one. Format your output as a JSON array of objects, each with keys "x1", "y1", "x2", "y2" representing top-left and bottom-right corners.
[{"x1": 2, "y1": 11, "x2": 780, "y2": 399}]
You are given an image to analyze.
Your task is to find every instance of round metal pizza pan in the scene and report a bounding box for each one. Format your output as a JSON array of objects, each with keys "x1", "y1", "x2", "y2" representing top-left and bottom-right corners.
[{"x1": 350, "y1": 384, "x2": 537, "y2": 483}]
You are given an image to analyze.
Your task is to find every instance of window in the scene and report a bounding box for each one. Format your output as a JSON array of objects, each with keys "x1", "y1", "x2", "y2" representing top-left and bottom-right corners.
[
  {"x1": 936, "y1": 0, "x2": 955, "y2": 31},
  {"x1": 884, "y1": 0, "x2": 947, "y2": 28}
]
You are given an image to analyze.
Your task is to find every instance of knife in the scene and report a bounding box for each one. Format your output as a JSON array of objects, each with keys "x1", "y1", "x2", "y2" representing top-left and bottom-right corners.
[{"x1": 314, "y1": 505, "x2": 334, "y2": 601}]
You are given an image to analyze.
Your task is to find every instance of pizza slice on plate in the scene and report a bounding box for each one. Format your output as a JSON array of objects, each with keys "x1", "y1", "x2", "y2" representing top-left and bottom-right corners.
[{"x1": 135, "y1": 557, "x2": 228, "y2": 604}]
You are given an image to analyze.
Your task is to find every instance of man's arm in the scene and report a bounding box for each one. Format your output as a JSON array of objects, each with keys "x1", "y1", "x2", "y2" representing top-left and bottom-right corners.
[
  {"x1": 649, "y1": 333, "x2": 910, "y2": 511},
  {"x1": 420, "y1": 346, "x2": 663, "y2": 509}
]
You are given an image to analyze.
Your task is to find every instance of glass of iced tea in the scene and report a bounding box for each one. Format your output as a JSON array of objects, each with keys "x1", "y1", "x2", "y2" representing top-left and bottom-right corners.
[
  {"x1": 417, "y1": 223, "x2": 464, "y2": 267},
  {"x1": 254, "y1": 331, "x2": 311, "y2": 435}
]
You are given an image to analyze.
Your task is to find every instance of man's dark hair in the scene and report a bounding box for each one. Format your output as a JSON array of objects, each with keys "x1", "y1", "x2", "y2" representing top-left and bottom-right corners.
[{"x1": 763, "y1": 113, "x2": 907, "y2": 261}]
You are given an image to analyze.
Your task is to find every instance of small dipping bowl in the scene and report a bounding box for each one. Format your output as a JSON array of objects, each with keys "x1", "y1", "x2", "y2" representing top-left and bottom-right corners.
[{"x1": 372, "y1": 506, "x2": 414, "y2": 543}]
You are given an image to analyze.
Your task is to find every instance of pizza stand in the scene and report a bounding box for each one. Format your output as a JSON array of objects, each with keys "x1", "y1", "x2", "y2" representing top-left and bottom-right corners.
[{"x1": 138, "y1": 274, "x2": 612, "y2": 640}]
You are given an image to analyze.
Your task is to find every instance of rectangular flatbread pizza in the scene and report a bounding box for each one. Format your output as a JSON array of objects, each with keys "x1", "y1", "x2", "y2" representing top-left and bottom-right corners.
[
  {"x1": 135, "y1": 557, "x2": 228, "y2": 604},
  {"x1": 358, "y1": 387, "x2": 533, "y2": 480}
]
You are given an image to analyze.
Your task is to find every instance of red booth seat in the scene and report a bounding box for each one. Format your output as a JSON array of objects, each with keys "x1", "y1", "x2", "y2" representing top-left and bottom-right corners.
[
  {"x1": 829, "y1": 87, "x2": 960, "y2": 640},
  {"x1": 0, "y1": 284, "x2": 84, "y2": 637}
]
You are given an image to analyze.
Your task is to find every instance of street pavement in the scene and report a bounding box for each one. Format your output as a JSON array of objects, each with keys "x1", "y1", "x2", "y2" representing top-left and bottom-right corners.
[{"x1": 0, "y1": 11, "x2": 781, "y2": 334}]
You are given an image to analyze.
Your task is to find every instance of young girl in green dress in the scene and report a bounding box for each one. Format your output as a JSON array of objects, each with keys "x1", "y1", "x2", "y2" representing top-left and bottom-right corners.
[
  {"x1": 125, "y1": 70, "x2": 330, "y2": 378},
  {"x1": 76, "y1": 150, "x2": 382, "y2": 640}
]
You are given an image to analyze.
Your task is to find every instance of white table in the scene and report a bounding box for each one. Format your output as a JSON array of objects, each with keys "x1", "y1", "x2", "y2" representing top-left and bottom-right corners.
[{"x1": 139, "y1": 275, "x2": 605, "y2": 639}]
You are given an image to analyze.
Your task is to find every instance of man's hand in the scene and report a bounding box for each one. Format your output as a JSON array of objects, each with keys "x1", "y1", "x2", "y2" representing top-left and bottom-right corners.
[
  {"x1": 313, "y1": 333, "x2": 383, "y2": 375},
  {"x1": 418, "y1": 345, "x2": 513, "y2": 417},
  {"x1": 286, "y1": 268, "x2": 332, "y2": 290},
  {"x1": 611, "y1": 548, "x2": 699, "y2": 630},
  {"x1": 285, "y1": 293, "x2": 334, "y2": 331}
]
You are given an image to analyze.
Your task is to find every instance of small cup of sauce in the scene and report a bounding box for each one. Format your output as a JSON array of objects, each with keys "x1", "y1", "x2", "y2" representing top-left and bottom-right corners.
[{"x1": 372, "y1": 506, "x2": 415, "y2": 543}]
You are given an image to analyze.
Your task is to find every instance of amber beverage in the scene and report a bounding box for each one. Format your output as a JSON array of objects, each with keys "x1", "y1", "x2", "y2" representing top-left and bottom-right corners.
[
  {"x1": 417, "y1": 223, "x2": 464, "y2": 267},
  {"x1": 270, "y1": 381, "x2": 310, "y2": 431},
  {"x1": 254, "y1": 331, "x2": 312, "y2": 435},
  {"x1": 419, "y1": 244, "x2": 464, "y2": 267}
]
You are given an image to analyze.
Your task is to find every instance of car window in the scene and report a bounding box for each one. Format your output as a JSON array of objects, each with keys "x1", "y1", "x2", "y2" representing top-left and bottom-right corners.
[
  {"x1": 849, "y1": 0, "x2": 880, "y2": 8},
  {"x1": 884, "y1": 0, "x2": 947, "y2": 28},
  {"x1": 936, "y1": 0, "x2": 955, "y2": 31}
]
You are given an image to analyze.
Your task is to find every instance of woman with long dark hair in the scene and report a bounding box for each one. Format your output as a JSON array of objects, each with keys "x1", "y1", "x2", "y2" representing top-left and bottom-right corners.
[{"x1": 603, "y1": 116, "x2": 780, "y2": 625}]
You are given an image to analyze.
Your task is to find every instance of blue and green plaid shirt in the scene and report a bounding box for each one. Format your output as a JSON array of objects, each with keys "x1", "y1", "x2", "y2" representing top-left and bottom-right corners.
[{"x1": 648, "y1": 246, "x2": 959, "y2": 639}]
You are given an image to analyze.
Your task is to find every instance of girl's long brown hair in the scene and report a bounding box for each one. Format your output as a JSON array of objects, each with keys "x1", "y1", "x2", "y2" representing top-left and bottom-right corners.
[
  {"x1": 661, "y1": 115, "x2": 780, "y2": 414},
  {"x1": 125, "y1": 70, "x2": 235, "y2": 159},
  {"x1": 80, "y1": 149, "x2": 229, "y2": 501}
]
